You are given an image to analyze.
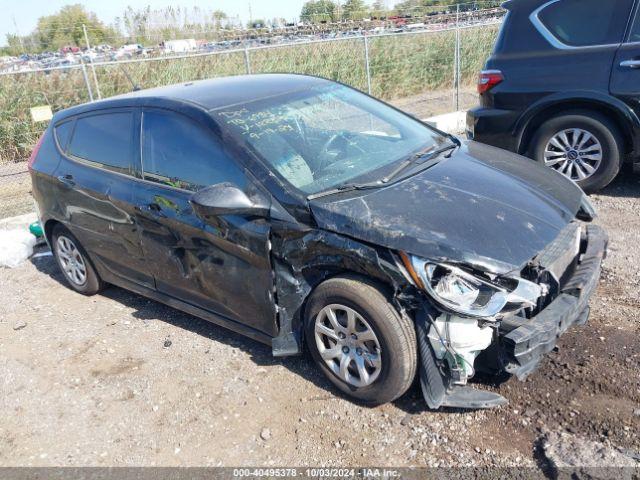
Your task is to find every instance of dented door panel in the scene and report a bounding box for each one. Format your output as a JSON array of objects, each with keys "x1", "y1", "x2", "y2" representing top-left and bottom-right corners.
[{"x1": 133, "y1": 184, "x2": 277, "y2": 336}]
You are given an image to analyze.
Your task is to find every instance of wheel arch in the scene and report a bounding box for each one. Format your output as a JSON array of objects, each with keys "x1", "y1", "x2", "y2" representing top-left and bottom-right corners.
[
  {"x1": 301, "y1": 270, "x2": 396, "y2": 323},
  {"x1": 269, "y1": 229, "x2": 415, "y2": 357},
  {"x1": 515, "y1": 94, "x2": 640, "y2": 159},
  {"x1": 43, "y1": 218, "x2": 63, "y2": 246}
]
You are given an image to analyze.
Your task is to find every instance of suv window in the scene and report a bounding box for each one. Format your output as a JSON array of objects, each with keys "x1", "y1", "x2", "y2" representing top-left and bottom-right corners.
[
  {"x1": 141, "y1": 110, "x2": 244, "y2": 192},
  {"x1": 629, "y1": 6, "x2": 640, "y2": 43},
  {"x1": 67, "y1": 112, "x2": 134, "y2": 174},
  {"x1": 537, "y1": 0, "x2": 633, "y2": 47}
]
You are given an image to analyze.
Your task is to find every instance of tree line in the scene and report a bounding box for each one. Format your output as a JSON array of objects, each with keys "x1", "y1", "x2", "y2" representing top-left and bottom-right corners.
[
  {"x1": 300, "y1": 0, "x2": 499, "y2": 22},
  {"x1": 1, "y1": 1, "x2": 499, "y2": 56}
]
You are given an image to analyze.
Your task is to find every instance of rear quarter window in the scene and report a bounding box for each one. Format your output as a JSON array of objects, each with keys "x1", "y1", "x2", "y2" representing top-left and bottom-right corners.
[
  {"x1": 536, "y1": 0, "x2": 634, "y2": 47},
  {"x1": 67, "y1": 112, "x2": 134, "y2": 174},
  {"x1": 54, "y1": 120, "x2": 74, "y2": 151}
]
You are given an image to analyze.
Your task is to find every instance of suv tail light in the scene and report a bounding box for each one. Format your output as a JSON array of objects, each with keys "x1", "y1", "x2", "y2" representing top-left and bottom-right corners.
[
  {"x1": 28, "y1": 134, "x2": 45, "y2": 171},
  {"x1": 478, "y1": 70, "x2": 504, "y2": 94}
]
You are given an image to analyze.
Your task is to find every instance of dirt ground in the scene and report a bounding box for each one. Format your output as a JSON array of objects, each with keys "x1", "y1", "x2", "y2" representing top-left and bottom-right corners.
[{"x1": 0, "y1": 169, "x2": 639, "y2": 470}]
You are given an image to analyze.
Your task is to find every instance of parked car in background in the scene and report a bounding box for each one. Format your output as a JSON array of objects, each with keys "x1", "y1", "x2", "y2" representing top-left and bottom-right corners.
[
  {"x1": 113, "y1": 43, "x2": 145, "y2": 59},
  {"x1": 467, "y1": 0, "x2": 640, "y2": 192},
  {"x1": 59, "y1": 46, "x2": 80, "y2": 54},
  {"x1": 29, "y1": 74, "x2": 606, "y2": 409},
  {"x1": 162, "y1": 39, "x2": 198, "y2": 54}
]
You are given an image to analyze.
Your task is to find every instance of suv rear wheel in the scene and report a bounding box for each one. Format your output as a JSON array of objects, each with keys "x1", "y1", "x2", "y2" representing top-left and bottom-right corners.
[
  {"x1": 531, "y1": 111, "x2": 623, "y2": 193},
  {"x1": 304, "y1": 275, "x2": 417, "y2": 406}
]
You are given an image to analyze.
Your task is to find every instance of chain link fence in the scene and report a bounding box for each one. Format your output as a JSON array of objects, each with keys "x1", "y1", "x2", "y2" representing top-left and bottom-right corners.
[{"x1": 0, "y1": 11, "x2": 504, "y2": 219}]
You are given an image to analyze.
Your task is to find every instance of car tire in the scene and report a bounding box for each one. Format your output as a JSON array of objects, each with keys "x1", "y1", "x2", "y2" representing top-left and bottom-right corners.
[
  {"x1": 51, "y1": 224, "x2": 104, "y2": 295},
  {"x1": 530, "y1": 111, "x2": 623, "y2": 193},
  {"x1": 304, "y1": 275, "x2": 417, "y2": 406}
]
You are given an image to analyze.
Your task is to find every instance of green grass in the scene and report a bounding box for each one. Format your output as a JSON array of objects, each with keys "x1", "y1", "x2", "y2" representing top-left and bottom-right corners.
[{"x1": 0, "y1": 25, "x2": 499, "y2": 164}]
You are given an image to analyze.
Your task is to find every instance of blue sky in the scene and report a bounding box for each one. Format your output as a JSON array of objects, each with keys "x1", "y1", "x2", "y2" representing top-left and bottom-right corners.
[{"x1": 0, "y1": 0, "x2": 344, "y2": 46}]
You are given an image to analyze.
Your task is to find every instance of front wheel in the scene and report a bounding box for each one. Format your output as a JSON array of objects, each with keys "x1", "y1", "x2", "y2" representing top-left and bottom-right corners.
[
  {"x1": 530, "y1": 111, "x2": 623, "y2": 193},
  {"x1": 304, "y1": 276, "x2": 417, "y2": 406}
]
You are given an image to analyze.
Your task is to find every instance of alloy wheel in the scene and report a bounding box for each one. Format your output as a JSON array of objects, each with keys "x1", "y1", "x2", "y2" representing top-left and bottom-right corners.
[
  {"x1": 314, "y1": 304, "x2": 382, "y2": 388},
  {"x1": 544, "y1": 128, "x2": 602, "y2": 181},
  {"x1": 55, "y1": 235, "x2": 87, "y2": 286}
]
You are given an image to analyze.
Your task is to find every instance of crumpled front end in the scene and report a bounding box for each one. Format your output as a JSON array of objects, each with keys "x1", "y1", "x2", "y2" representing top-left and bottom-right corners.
[
  {"x1": 500, "y1": 224, "x2": 607, "y2": 379},
  {"x1": 413, "y1": 222, "x2": 608, "y2": 409}
]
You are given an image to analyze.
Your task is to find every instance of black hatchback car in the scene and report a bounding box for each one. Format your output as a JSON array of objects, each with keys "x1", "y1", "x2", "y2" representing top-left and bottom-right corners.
[
  {"x1": 30, "y1": 74, "x2": 606, "y2": 409},
  {"x1": 467, "y1": 0, "x2": 640, "y2": 192}
]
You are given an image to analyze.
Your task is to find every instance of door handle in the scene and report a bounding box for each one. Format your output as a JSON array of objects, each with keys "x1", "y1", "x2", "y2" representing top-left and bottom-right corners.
[
  {"x1": 57, "y1": 174, "x2": 76, "y2": 187},
  {"x1": 620, "y1": 59, "x2": 640, "y2": 68}
]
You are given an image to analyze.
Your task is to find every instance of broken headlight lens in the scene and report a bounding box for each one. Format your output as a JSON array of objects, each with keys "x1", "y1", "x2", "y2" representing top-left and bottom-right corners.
[{"x1": 404, "y1": 256, "x2": 542, "y2": 319}]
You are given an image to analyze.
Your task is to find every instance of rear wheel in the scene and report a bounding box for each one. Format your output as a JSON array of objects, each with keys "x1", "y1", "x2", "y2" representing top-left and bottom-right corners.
[
  {"x1": 531, "y1": 111, "x2": 623, "y2": 193},
  {"x1": 304, "y1": 276, "x2": 417, "y2": 406},
  {"x1": 52, "y1": 225, "x2": 103, "y2": 295}
]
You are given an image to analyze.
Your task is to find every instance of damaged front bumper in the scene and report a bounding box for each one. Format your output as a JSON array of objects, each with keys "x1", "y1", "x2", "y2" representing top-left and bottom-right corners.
[
  {"x1": 416, "y1": 224, "x2": 608, "y2": 410},
  {"x1": 501, "y1": 224, "x2": 608, "y2": 379}
]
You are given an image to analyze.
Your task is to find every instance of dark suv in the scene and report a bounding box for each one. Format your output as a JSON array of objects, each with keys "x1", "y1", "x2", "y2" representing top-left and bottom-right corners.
[{"x1": 467, "y1": 0, "x2": 640, "y2": 192}]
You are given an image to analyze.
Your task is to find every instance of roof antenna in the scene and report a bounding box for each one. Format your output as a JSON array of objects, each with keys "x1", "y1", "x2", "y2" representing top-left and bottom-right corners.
[{"x1": 118, "y1": 63, "x2": 141, "y2": 91}]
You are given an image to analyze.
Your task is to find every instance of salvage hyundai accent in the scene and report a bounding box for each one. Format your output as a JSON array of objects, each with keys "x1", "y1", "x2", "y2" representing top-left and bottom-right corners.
[{"x1": 29, "y1": 74, "x2": 607, "y2": 408}]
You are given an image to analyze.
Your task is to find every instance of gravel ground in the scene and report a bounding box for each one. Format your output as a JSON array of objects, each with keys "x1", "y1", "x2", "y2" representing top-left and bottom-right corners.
[{"x1": 0, "y1": 171, "x2": 638, "y2": 470}]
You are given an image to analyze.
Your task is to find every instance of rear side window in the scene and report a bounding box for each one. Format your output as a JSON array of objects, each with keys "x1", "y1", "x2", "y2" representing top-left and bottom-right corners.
[
  {"x1": 536, "y1": 0, "x2": 633, "y2": 47},
  {"x1": 141, "y1": 110, "x2": 244, "y2": 192},
  {"x1": 54, "y1": 120, "x2": 74, "y2": 151},
  {"x1": 67, "y1": 112, "x2": 134, "y2": 174},
  {"x1": 629, "y1": 6, "x2": 640, "y2": 43}
]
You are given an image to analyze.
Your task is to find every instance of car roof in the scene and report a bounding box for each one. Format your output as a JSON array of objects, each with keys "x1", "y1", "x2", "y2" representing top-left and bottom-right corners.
[{"x1": 54, "y1": 74, "x2": 331, "y2": 121}]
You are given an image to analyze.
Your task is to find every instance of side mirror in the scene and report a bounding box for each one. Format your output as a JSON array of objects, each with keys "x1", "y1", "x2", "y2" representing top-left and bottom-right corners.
[{"x1": 190, "y1": 183, "x2": 270, "y2": 219}]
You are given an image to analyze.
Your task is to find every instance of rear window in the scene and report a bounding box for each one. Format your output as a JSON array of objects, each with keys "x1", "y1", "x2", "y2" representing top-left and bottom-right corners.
[
  {"x1": 536, "y1": 0, "x2": 633, "y2": 47},
  {"x1": 67, "y1": 112, "x2": 133, "y2": 174}
]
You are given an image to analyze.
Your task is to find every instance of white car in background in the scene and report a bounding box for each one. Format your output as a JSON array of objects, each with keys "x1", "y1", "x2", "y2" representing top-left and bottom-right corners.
[{"x1": 162, "y1": 39, "x2": 197, "y2": 54}]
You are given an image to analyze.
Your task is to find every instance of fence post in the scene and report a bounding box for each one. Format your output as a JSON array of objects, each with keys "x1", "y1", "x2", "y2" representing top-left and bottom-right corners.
[
  {"x1": 80, "y1": 61, "x2": 94, "y2": 102},
  {"x1": 244, "y1": 46, "x2": 252, "y2": 74},
  {"x1": 82, "y1": 24, "x2": 102, "y2": 99},
  {"x1": 454, "y1": 4, "x2": 461, "y2": 111},
  {"x1": 363, "y1": 34, "x2": 372, "y2": 95}
]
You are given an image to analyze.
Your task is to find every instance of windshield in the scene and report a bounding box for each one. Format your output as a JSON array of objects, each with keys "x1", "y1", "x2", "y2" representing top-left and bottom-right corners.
[{"x1": 213, "y1": 83, "x2": 446, "y2": 195}]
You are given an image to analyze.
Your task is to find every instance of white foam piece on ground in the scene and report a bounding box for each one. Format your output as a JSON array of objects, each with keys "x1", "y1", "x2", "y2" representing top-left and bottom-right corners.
[
  {"x1": 0, "y1": 229, "x2": 37, "y2": 268},
  {"x1": 424, "y1": 111, "x2": 467, "y2": 135}
]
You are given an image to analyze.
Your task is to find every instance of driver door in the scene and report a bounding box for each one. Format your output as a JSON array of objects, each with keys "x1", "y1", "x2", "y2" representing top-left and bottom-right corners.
[{"x1": 133, "y1": 108, "x2": 277, "y2": 336}]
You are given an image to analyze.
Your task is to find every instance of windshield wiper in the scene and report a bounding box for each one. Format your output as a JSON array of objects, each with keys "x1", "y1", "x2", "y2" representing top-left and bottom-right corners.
[
  {"x1": 307, "y1": 180, "x2": 383, "y2": 200},
  {"x1": 307, "y1": 140, "x2": 460, "y2": 201},
  {"x1": 380, "y1": 142, "x2": 458, "y2": 184}
]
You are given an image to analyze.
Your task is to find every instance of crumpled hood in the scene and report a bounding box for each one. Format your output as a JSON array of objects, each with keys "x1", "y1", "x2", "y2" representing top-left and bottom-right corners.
[{"x1": 309, "y1": 141, "x2": 587, "y2": 275}]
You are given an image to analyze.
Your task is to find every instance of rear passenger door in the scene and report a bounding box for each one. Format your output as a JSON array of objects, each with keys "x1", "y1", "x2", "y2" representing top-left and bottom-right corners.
[
  {"x1": 56, "y1": 109, "x2": 153, "y2": 287},
  {"x1": 133, "y1": 108, "x2": 276, "y2": 336},
  {"x1": 610, "y1": 1, "x2": 640, "y2": 110}
]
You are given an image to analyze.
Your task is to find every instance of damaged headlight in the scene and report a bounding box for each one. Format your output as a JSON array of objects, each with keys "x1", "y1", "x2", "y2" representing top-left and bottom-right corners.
[{"x1": 401, "y1": 254, "x2": 542, "y2": 319}]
